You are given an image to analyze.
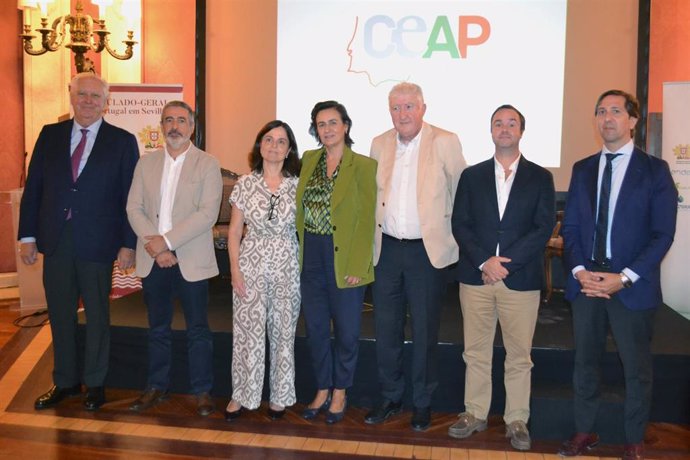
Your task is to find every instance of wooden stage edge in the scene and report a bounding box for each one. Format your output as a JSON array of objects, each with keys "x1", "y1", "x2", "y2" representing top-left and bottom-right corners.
[{"x1": 0, "y1": 298, "x2": 689, "y2": 459}]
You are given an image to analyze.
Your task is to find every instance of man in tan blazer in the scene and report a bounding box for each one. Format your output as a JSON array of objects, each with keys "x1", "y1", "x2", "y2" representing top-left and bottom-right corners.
[
  {"x1": 126, "y1": 100, "x2": 222, "y2": 417},
  {"x1": 365, "y1": 83, "x2": 466, "y2": 431}
]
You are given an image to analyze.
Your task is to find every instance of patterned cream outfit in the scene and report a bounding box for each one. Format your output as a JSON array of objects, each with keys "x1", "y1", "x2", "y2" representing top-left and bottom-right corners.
[{"x1": 229, "y1": 172, "x2": 300, "y2": 409}]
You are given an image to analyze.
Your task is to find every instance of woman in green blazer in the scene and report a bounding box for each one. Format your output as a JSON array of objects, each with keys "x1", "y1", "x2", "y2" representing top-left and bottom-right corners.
[{"x1": 296, "y1": 100, "x2": 377, "y2": 424}]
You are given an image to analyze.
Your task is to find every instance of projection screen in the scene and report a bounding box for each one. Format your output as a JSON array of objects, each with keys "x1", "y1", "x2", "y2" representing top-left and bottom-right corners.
[{"x1": 277, "y1": 0, "x2": 567, "y2": 167}]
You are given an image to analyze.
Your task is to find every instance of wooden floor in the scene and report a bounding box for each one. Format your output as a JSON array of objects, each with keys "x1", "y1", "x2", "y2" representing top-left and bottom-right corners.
[{"x1": 0, "y1": 295, "x2": 688, "y2": 459}]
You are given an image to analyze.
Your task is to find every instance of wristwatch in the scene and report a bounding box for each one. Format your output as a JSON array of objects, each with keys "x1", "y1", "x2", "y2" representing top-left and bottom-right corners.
[{"x1": 620, "y1": 272, "x2": 633, "y2": 288}]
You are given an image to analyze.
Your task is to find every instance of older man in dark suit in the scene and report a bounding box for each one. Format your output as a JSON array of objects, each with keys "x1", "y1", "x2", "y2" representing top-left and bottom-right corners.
[
  {"x1": 450, "y1": 105, "x2": 555, "y2": 451},
  {"x1": 18, "y1": 72, "x2": 139, "y2": 411},
  {"x1": 559, "y1": 90, "x2": 677, "y2": 460}
]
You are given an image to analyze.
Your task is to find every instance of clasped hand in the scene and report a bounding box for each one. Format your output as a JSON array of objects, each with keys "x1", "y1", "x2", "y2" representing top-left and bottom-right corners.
[
  {"x1": 155, "y1": 251, "x2": 178, "y2": 268},
  {"x1": 144, "y1": 235, "x2": 168, "y2": 258},
  {"x1": 143, "y1": 235, "x2": 177, "y2": 268},
  {"x1": 344, "y1": 275, "x2": 361, "y2": 286},
  {"x1": 576, "y1": 270, "x2": 623, "y2": 298},
  {"x1": 481, "y1": 256, "x2": 511, "y2": 285}
]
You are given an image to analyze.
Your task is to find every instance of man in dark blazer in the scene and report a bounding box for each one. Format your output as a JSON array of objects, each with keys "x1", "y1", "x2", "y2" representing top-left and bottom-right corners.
[
  {"x1": 18, "y1": 72, "x2": 139, "y2": 411},
  {"x1": 450, "y1": 105, "x2": 555, "y2": 451},
  {"x1": 559, "y1": 90, "x2": 677, "y2": 460}
]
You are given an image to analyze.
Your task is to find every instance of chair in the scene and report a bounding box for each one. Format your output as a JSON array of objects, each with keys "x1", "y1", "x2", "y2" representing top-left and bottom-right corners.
[
  {"x1": 213, "y1": 168, "x2": 240, "y2": 248},
  {"x1": 213, "y1": 168, "x2": 239, "y2": 277},
  {"x1": 543, "y1": 210, "x2": 564, "y2": 303}
]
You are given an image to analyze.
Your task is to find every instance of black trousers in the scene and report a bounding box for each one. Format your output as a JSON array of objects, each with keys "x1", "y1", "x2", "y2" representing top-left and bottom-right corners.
[
  {"x1": 571, "y1": 293, "x2": 656, "y2": 443},
  {"x1": 43, "y1": 221, "x2": 113, "y2": 388},
  {"x1": 371, "y1": 235, "x2": 446, "y2": 408}
]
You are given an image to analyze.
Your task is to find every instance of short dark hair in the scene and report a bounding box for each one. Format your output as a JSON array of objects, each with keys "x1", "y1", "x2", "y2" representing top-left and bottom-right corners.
[
  {"x1": 595, "y1": 89, "x2": 640, "y2": 118},
  {"x1": 308, "y1": 100, "x2": 354, "y2": 147},
  {"x1": 161, "y1": 100, "x2": 195, "y2": 126},
  {"x1": 249, "y1": 120, "x2": 301, "y2": 177},
  {"x1": 490, "y1": 104, "x2": 525, "y2": 133}
]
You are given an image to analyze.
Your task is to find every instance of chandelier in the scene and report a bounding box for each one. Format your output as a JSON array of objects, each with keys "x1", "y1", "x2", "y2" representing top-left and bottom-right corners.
[{"x1": 19, "y1": 0, "x2": 137, "y2": 74}]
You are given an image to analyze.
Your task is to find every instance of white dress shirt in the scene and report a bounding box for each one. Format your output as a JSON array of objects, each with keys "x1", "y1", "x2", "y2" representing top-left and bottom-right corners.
[
  {"x1": 159, "y1": 145, "x2": 190, "y2": 248},
  {"x1": 382, "y1": 130, "x2": 423, "y2": 239},
  {"x1": 495, "y1": 154, "x2": 519, "y2": 221},
  {"x1": 478, "y1": 154, "x2": 519, "y2": 269}
]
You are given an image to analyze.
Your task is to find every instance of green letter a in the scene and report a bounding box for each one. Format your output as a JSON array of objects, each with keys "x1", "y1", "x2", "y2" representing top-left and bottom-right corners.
[{"x1": 422, "y1": 16, "x2": 459, "y2": 59}]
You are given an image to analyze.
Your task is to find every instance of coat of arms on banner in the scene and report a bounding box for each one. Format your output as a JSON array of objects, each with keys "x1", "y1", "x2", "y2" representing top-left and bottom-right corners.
[
  {"x1": 673, "y1": 144, "x2": 690, "y2": 161},
  {"x1": 138, "y1": 126, "x2": 164, "y2": 151},
  {"x1": 105, "y1": 83, "x2": 183, "y2": 156}
]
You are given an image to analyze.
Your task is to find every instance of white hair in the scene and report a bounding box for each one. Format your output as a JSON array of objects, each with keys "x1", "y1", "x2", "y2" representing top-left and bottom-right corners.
[{"x1": 69, "y1": 72, "x2": 109, "y2": 99}]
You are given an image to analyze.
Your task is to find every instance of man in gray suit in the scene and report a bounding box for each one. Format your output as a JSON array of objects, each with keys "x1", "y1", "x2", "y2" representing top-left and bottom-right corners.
[{"x1": 126, "y1": 100, "x2": 222, "y2": 416}]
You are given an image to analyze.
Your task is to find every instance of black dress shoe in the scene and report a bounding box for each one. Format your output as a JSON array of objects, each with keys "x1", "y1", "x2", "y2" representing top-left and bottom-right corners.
[
  {"x1": 84, "y1": 386, "x2": 106, "y2": 411},
  {"x1": 325, "y1": 398, "x2": 347, "y2": 425},
  {"x1": 411, "y1": 406, "x2": 431, "y2": 431},
  {"x1": 301, "y1": 393, "x2": 332, "y2": 420},
  {"x1": 34, "y1": 384, "x2": 81, "y2": 410},
  {"x1": 267, "y1": 407, "x2": 286, "y2": 420},
  {"x1": 364, "y1": 399, "x2": 402, "y2": 425},
  {"x1": 224, "y1": 407, "x2": 243, "y2": 421},
  {"x1": 129, "y1": 388, "x2": 169, "y2": 412},
  {"x1": 196, "y1": 392, "x2": 215, "y2": 417}
]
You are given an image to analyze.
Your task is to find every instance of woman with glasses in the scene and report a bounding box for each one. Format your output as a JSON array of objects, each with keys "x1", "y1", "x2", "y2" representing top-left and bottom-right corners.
[
  {"x1": 225, "y1": 120, "x2": 301, "y2": 421},
  {"x1": 296, "y1": 101, "x2": 377, "y2": 424}
]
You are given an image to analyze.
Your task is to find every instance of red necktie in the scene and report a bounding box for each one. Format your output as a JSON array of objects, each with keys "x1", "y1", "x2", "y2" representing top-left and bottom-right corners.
[{"x1": 71, "y1": 129, "x2": 88, "y2": 182}]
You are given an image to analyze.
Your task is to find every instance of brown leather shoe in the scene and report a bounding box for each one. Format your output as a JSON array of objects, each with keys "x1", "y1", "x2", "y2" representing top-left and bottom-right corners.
[
  {"x1": 448, "y1": 412, "x2": 488, "y2": 439},
  {"x1": 623, "y1": 442, "x2": 644, "y2": 460},
  {"x1": 558, "y1": 432, "x2": 599, "y2": 456},
  {"x1": 505, "y1": 420, "x2": 531, "y2": 451},
  {"x1": 129, "y1": 388, "x2": 169, "y2": 412},
  {"x1": 34, "y1": 384, "x2": 81, "y2": 410},
  {"x1": 196, "y1": 392, "x2": 215, "y2": 417}
]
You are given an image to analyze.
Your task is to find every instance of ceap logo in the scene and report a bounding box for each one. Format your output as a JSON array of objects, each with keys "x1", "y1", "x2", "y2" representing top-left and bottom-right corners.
[{"x1": 362, "y1": 14, "x2": 491, "y2": 59}]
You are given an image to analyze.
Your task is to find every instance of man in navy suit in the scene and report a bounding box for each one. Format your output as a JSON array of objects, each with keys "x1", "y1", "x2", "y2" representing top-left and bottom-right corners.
[
  {"x1": 18, "y1": 73, "x2": 139, "y2": 411},
  {"x1": 450, "y1": 105, "x2": 555, "y2": 451},
  {"x1": 558, "y1": 90, "x2": 677, "y2": 460}
]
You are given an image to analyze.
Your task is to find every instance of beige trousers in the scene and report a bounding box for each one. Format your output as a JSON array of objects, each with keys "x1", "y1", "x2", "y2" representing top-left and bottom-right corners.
[{"x1": 459, "y1": 281, "x2": 540, "y2": 424}]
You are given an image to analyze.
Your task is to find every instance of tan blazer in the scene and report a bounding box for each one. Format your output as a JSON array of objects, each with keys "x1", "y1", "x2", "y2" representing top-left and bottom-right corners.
[
  {"x1": 127, "y1": 145, "x2": 223, "y2": 281},
  {"x1": 370, "y1": 122, "x2": 466, "y2": 269}
]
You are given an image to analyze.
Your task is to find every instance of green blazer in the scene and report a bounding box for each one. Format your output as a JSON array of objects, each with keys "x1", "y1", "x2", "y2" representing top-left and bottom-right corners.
[{"x1": 296, "y1": 146, "x2": 377, "y2": 288}]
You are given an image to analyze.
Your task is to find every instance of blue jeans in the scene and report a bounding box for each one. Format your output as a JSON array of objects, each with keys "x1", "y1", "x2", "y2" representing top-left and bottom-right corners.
[{"x1": 142, "y1": 263, "x2": 213, "y2": 394}]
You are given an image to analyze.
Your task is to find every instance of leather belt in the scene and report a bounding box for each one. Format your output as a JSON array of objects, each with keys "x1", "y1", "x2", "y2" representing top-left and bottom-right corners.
[{"x1": 383, "y1": 233, "x2": 423, "y2": 243}]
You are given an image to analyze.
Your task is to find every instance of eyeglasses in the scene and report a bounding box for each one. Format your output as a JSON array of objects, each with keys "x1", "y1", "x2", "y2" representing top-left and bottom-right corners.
[{"x1": 267, "y1": 194, "x2": 280, "y2": 221}]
